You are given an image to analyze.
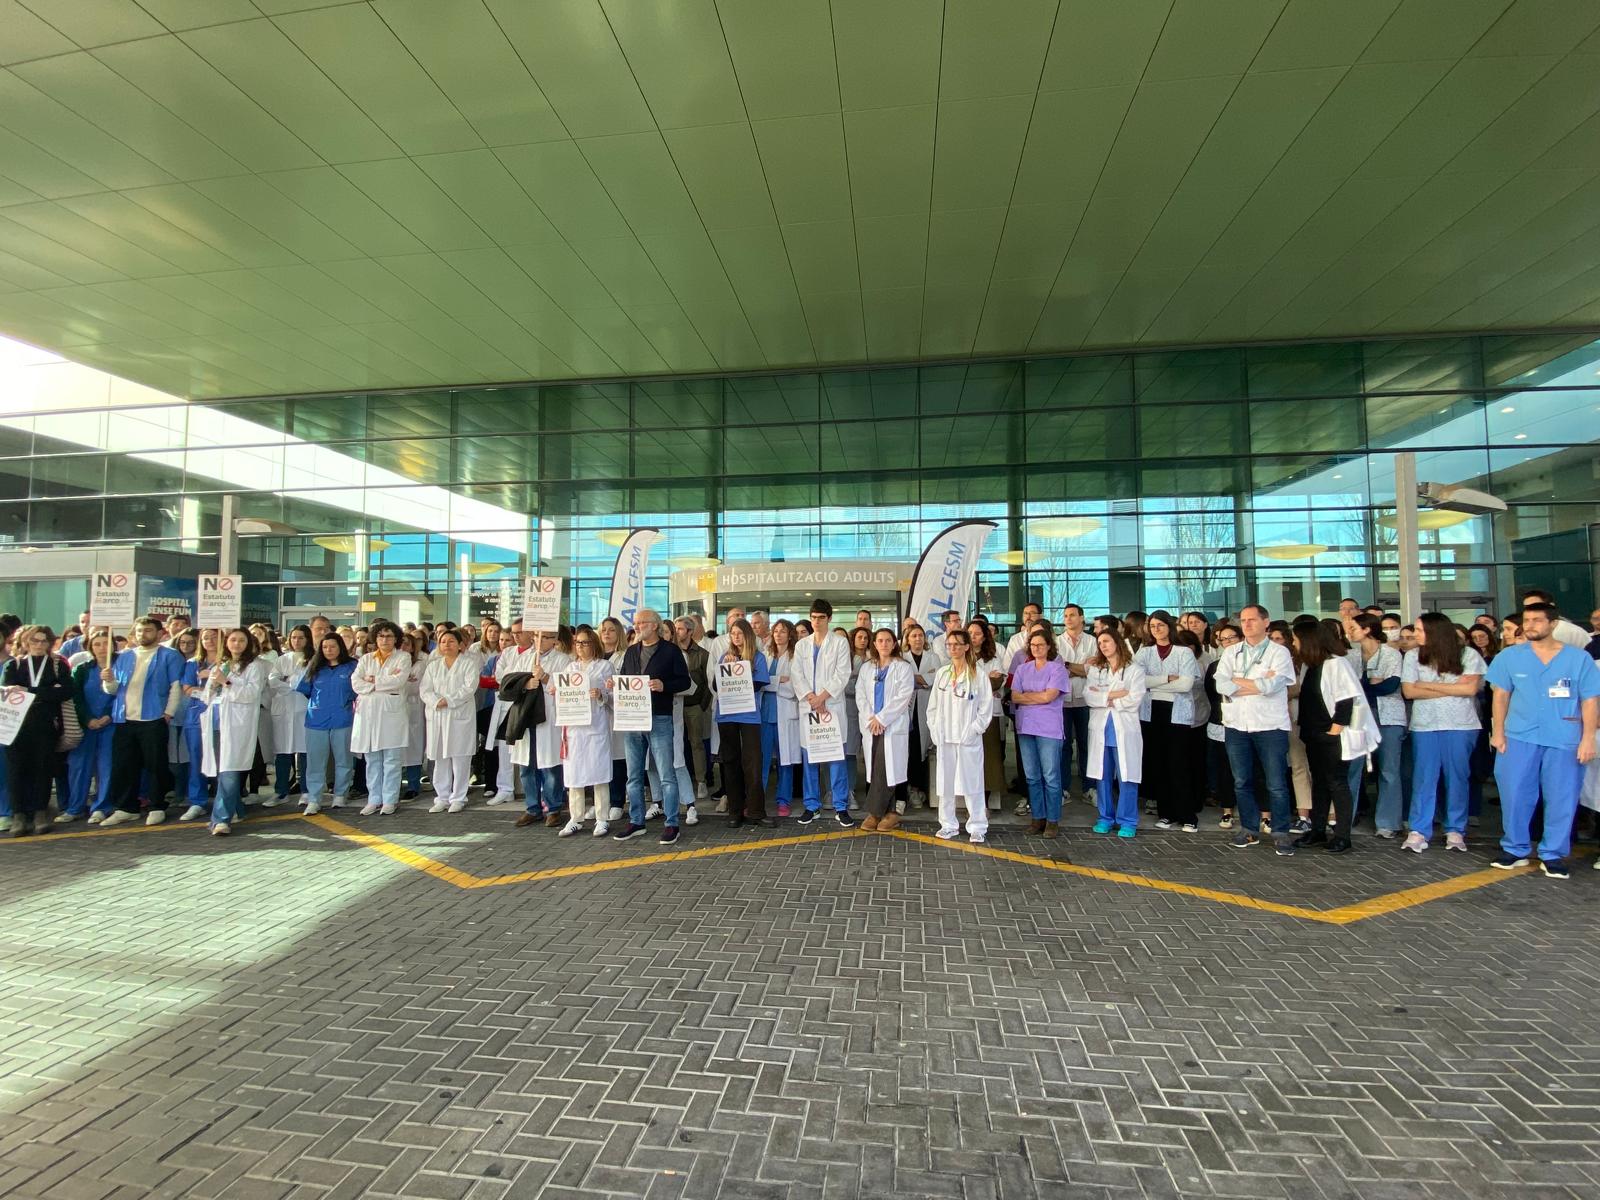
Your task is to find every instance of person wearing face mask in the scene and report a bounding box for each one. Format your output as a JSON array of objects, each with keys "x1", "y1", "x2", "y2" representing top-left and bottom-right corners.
[{"x1": 199, "y1": 628, "x2": 270, "y2": 837}]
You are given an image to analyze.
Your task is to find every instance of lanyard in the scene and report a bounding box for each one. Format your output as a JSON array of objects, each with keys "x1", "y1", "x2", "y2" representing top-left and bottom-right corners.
[
  {"x1": 1237, "y1": 640, "x2": 1270, "y2": 675},
  {"x1": 25, "y1": 655, "x2": 46, "y2": 688}
]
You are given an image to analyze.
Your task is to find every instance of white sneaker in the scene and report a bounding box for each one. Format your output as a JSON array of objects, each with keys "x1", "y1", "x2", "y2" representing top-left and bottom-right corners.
[
  {"x1": 211, "y1": 821, "x2": 230, "y2": 836},
  {"x1": 304, "y1": 801, "x2": 321, "y2": 816},
  {"x1": 608, "y1": 805, "x2": 623, "y2": 822},
  {"x1": 329, "y1": 797, "x2": 346, "y2": 809},
  {"x1": 969, "y1": 830, "x2": 986, "y2": 844},
  {"x1": 101, "y1": 810, "x2": 139, "y2": 828},
  {"x1": 54, "y1": 811, "x2": 79, "y2": 825},
  {"x1": 684, "y1": 805, "x2": 699, "y2": 826},
  {"x1": 558, "y1": 819, "x2": 582, "y2": 837},
  {"x1": 935, "y1": 828, "x2": 960, "y2": 840},
  {"x1": 1445, "y1": 831, "x2": 1467, "y2": 852},
  {"x1": 645, "y1": 802, "x2": 662, "y2": 820},
  {"x1": 262, "y1": 796, "x2": 284, "y2": 808},
  {"x1": 360, "y1": 802, "x2": 381, "y2": 816},
  {"x1": 179, "y1": 805, "x2": 207, "y2": 822},
  {"x1": 429, "y1": 798, "x2": 448, "y2": 813},
  {"x1": 86, "y1": 811, "x2": 105, "y2": 826},
  {"x1": 1402, "y1": 831, "x2": 1429, "y2": 853},
  {"x1": 489, "y1": 790, "x2": 515, "y2": 805},
  {"x1": 594, "y1": 821, "x2": 609, "y2": 837},
  {"x1": 145, "y1": 810, "x2": 166, "y2": 826},
  {"x1": 447, "y1": 800, "x2": 466, "y2": 814},
  {"x1": 895, "y1": 799, "x2": 906, "y2": 815},
  {"x1": 379, "y1": 803, "x2": 396, "y2": 816}
]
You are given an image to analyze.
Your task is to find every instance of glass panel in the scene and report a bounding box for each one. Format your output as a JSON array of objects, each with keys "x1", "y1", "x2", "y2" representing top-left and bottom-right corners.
[
  {"x1": 633, "y1": 378, "x2": 720, "y2": 427},
  {"x1": 1140, "y1": 403, "x2": 1244, "y2": 458},
  {"x1": 822, "y1": 368, "x2": 916, "y2": 421},
  {"x1": 1139, "y1": 458, "x2": 1249, "y2": 503},
  {"x1": 1027, "y1": 355, "x2": 1132, "y2": 408},
  {"x1": 728, "y1": 423, "x2": 817, "y2": 475},
  {"x1": 825, "y1": 416, "x2": 914, "y2": 472},
  {"x1": 1135, "y1": 348, "x2": 1242, "y2": 403},
  {"x1": 1021, "y1": 408, "x2": 1134, "y2": 464},
  {"x1": 1362, "y1": 337, "x2": 1477, "y2": 393},
  {"x1": 29, "y1": 497, "x2": 102, "y2": 542},
  {"x1": 633, "y1": 426, "x2": 718, "y2": 477},
  {"x1": 919, "y1": 362, "x2": 1023, "y2": 414},
  {"x1": 1486, "y1": 387, "x2": 1600, "y2": 448},
  {"x1": 1247, "y1": 342, "x2": 1361, "y2": 398},
  {"x1": 1481, "y1": 332, "x2": 1600, "y2": 388},
  {"x1": 727, "y1": 374, "x2": 818, "y2": 423},
  {"x1": 1250, "y1": 397, "x2": 1360, "y2": 454},
  {"x1": 361, "y1": 437, "x2": 453, "y2": 485},
  {"x1": 537, "y1": 382, "x2": 630, "y2": 431},
  {"x1": 1366, "y1": 392, "x2": 1481, "y2": 448},
  {"x1": 452, "y1": 387, "x2": 538, "y2": 436},
  {"x1": 289, "y1": 394, "x2": 367, "y2": 443},
  {"x1": 31, "y1": 453, "x2": 107, "y2": 498}
]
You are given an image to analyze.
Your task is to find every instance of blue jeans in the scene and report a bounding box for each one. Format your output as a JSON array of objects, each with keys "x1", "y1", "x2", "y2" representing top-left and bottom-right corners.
[
  {"x1": 365, "y1": 747, "x2": 402, "y2": 809},
  {"x1": 1058, "y1": 705, "x2": 1090, "y2": 794},
  {"x1": 274, "y1": 751, "x2": 307, "y2": 799},
  {"x1": 1018, "y1": 732, "x2": 1063, "y2": 821},
  {"x1": 521, "y1": 763, "x2": 563, "y2": 815},
  {"x1": 305, "y1": 726, "x2": 354, "y2": 799},
  {"x1": 1224, "y1": 727, "x2": 1293, "y2": 839},
  {"x1": 1495, "y1": 737, "x2": 1584, "y2": 861},
  {"x1": 66, "y1": 724, "x2": 115, "y2": 817},
  {"x1": 626, "y1": 714, "x2": 680, "y2": 827},
  {"x1": 1348, "y1": 725, "x2": 1404, "y2": 831},
  {"x1": 212, "y1": 770, "x2": 246, "y2": 824},
  {"x1": 1409, "y1": 728, "x2": 1476, "y2": 838}
]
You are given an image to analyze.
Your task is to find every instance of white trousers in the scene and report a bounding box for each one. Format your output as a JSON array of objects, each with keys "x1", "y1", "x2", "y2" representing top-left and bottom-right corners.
[
  {"x1": 936, "y1": 744, "x2": 988, "y2": 837},
  {"x1": 496, "y1": 749, "x2": 516, "y2": 793},
  {"x1": 568, "y1": 783, "x2": 611, "y2": 822},
  {"x1": 433, "y1": 756, "x2": 471, "y2": 804}
]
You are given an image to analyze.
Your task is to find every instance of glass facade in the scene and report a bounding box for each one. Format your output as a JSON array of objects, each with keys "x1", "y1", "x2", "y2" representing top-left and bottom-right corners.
[{"x1": 2, "y1": 331, "x2": 1598, "y2": 628}]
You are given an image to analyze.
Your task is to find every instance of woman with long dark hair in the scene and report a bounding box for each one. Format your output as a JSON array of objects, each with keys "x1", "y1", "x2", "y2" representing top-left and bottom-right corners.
[
  {"x1": 1401, "y1": 612, "x2": 1486, "y2": 853},
  {"x1": 266, "y1": 623, "x2": 312, "y2": 807},
  {"x1": 201, "y1": 628, "x2": 269, "y2": 837},
  {"x1": 297, "y1": 632, "x2": 356, "y2": 814},
  {"x1": 1133, "y1": 610, "x2": 1201, "y2": 832},
  {"x1": 967, "y1": 618, "x2": 1007, "y2": 810},
  {"x1": 1, "y1": 624, "x2": 73, "y2": 837},
  {"x1": 857, "y1": 627, "x2": 914, "y2": 832},
  {"x1": 1291, "y1": 618, "x2": 1376, "y2": 854},
  {"x1": 1086, "y1": 624, "x2": 1146, "y2": 838}
]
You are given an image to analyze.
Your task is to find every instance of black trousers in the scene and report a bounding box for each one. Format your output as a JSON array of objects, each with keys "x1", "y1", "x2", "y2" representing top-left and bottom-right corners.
[
  {"x1": 7, "y1": 728, "x2": 59, "y2": 815},
  {"x1": 1207, "y1": 736, "x2": 1235, "y2": 809},
  {"x1": 717, "y1": 722, "x2": 766, "y2": 820},
  {"x1": 1143, "y1": 703, "x2": 1198, "y2": 822},
  {"x1": 111, "y1": 719, "x2": 174, "y2": 813},
  {"x1": 1302, "y1": 731, "x2": 1353, "y2": 838}
]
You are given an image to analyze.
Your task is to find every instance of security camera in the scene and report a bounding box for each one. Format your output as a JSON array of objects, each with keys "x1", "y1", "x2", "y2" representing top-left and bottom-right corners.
[{"x1": 1418, "y1": 482, "x2": 1507, "y2": 515}]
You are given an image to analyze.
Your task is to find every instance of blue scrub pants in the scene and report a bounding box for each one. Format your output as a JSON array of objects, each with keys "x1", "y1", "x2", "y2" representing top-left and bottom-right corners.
[
  {"x1": 1058, "y1": 705, "x2": 1090, "y2": 794},
  {"x1": 66, "y1": 724, "x2": 115, "y2": 817},
  {"x1": 1095, "y1": 722, "x2": 1139, "y2": 828},
  {"x1": 1494, "y1": 737, "x2": 1584, "y2": 861},
  {"x1": 802, "y1": 749, "x2": 851, "y2": 813},
  {"x1": 1409, "y1": 729, "x2": 1476, "y2": 838},
  {"x1": 760, "y1": 720, "x2": 777, "y2": 790},
  {"x1": 1018, "y1": 732, "x2": 1063, "y2": 821},
  {"x1": 1225, "y1": 728, "x2": 1293, "y2": 837},
  {"x1": 180, "y1": 723, "x2": 210, "y2": 810},
  {"x1": 1349, "y1": 725, "x2": 1405, "y2": 831}
]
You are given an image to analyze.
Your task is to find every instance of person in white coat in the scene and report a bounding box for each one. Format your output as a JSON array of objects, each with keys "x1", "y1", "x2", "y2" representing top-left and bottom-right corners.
[
  {"x1": 767, "y1": 619, "x2": 803, "y2": 817},
  {"x1": 511, "y1": 627, "x2": 573, "y2": 828},
  {"x1": 483, "y1": 622, "x2": 532, "y2": 805},
  {"x1": 1291, "y1": 618, "x2": 1379, "y2": 854},
  {"x1": 790, "y1": 599, "x2": 856, "y2": 826},
  {"x1": 400, "y1": 632, "x2": 428, "y2": 799},
  {"x1": 352, "y1": 622, "x2": 412, "y2": 816},
  {"x1": 200, "y1": 628, "x2": 269, "y2": 837},
  {"x1": 558, "y1": 626, "x2": 615, "y2": 836},
  {"x1": 421, "y1": 629, "x2": 480, "y2": 813},
  {"x1": 856, "y1": 627, "x2": 913, "y2": 832},
  {"x1": 1087, "y1": 626, "x2": 1148, "y2": 838},
  {"x1": 1133, "y1": 611, "x2": 1201, "y2": 831},
  {"x1": 927, "y1": 629, "x2": 993, "y2": 843},
  {"x1": 900, "y1": 624, "x2": 937, "y2": 810},
  {"x1": 264, "y1": 624, "x2": 311, "y2": 808},
  {"x1": 599, "y1": 617, "x2": 630, "y2": 822}
]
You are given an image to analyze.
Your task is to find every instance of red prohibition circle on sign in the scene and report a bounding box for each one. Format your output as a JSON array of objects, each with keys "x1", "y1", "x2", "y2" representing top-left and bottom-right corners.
[
  {"x1": 110, "y1": 574, "x2": 127, "y2": 587},
  {"x1": 533, "y1": 578, "x2": 556, "y2": 593},
  {"x1": 217, "y1": 577, "x2": 235, "y2": 591},
  {"x1": 6, "y1": 690, "x2": 27, "y2": 705}
]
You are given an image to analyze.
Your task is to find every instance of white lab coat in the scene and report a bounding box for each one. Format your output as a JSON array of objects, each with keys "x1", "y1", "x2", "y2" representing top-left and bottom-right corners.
[
  {"x1": 1057, "y1": 630, "x2": 1096, "y2": 708},
  {"x1": 856, "y1": 658, "x2": 914, "y2": 786},
  {"x1": 843, "y1": 654, "x2": 865, "y2": 754},
  {"x1": 607, "y1": 648, "x2": 629, "y2": 762},
  {"x1": 420, "y1": 652, "x2": 479, "y2": 761},
  {"x1": 770, "y1": 650, "x2": 802, "y2": 765},
  {"x1": 560, "y1": 657, "x2": 614, "y2": 788},
  {"x1": 255, "y1": 648, "x2": 278, "y2": 761},
  {"x1": 926, "y1": 662, "x2": 992, "y2": 798},
  {"x1": 902, "y1": 649, "x2": 938, "y2": 757},
  {"x1": 200, "y1": 658, "x2": 269, "y2": 777},
  {"x1": 975, "y1": 653, "x2": 1006, "y2": 723},
  {"x1": 267, "y1": 652, "x2": 310, "y2": 755},
  {"x1": 509, "y1": 648, "x2": 572, "y2": 770},
  {"x1": 403, "y1": 656, "x2": 426, "y2": 768},
  {"x1": 1133, "y1": 644, "x2": 1200, "y2": 725},
  {"x1": 1086, "y1": 660, "x2": 1148, "y2": 784},
  {"x1": 790, "y1": 632, "x2": 852, "y2": 735},
  {"x1": 351, "y1": 649, "x2": 413, "y2": 754},
  {"x1": 1314, "y1": 656, "x2": 1382, "y2": 762}
]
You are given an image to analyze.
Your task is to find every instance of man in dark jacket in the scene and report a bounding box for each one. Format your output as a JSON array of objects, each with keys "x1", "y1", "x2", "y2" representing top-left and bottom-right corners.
[{"x1": 609, "y1": 609, "x2": 691, "y2": 845}]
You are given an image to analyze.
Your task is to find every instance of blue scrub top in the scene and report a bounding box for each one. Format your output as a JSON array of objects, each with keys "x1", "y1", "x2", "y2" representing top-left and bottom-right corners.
[{"x1": 1485, "y1": 642, "x2": 1600, "y2": 749}]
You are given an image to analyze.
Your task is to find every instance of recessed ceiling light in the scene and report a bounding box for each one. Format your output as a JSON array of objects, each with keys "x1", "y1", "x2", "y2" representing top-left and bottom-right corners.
[
  {"x1": 1500, "y1": 405, "x2": 1515, "y2": 413},
  {"x1": 1513, "y1": 433, "x2": 1527, "y2": 440},
  {"x1": 1437, "y1": 408, "x2": 1447, "y2": 414},
  {"x1": 1332, "y1": 473, "x2": 1343, "y2": 479}
]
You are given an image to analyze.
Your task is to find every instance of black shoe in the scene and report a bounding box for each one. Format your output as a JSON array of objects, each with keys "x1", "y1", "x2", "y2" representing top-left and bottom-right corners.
[
  {"x1": 612, "y1": 823, "x2": 646, "y2": 841},
  {"x1": 796, "y1": 809, "x2": 816, "y2": 825},
  {"x1": 1295, "y1": 829, "x2": 1328, "y2": 848},
  {"x1": 755, "y1": 817, "x2": 777, "y2": 828},
  {"x1": 1540, "y1": 858, "x2": 1570, "y2": 880},
  {"x1": 659, "y1": 825, "x2": 680, "y2": 845},
  {"x1": 1491, "y1": 852, "x2": 1529, "y2": 870},
  {"x1": 725, "y1": 816, "x2": 744, "y2": 829},
  {"x1": 835, "y1": 811, "x2": 856, "y2": 829},
  {"x1": 1325, "y1": 836, "x2": 1352, "y2": 855},
  {"x1": 400, "y1": 789, "x2": 418, "y2": 801}
]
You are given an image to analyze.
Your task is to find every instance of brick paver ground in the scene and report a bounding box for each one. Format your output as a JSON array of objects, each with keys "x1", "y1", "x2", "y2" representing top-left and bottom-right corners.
[{"x1": 0, "y1": 802, "x2": 1595, "y2": 1200}]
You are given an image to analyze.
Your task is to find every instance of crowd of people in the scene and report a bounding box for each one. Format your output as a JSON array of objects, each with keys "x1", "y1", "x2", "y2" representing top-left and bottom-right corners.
[{"x1": 2, "y1": 591, "x2": 1598, "y2": 876}]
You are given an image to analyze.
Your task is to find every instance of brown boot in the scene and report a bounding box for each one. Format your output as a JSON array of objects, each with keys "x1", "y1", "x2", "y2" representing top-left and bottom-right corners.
[
  {"x1": 514, "y1": 812, "x2": 538, "y2": 827},
  {"x1": 877, "y1": 812, "x2": 900, "y2": 832},
  {"x1": 1043, "y1": 821, "x2": 1060, "y2": 838},
  {"x1": 11, "y1": 811, "x2": 32, "y2": 838},
  {"x1": 1029, "y1": 819, "x2": 1046, "y2": 835},
  {"x1": 860, "y1": 814, "x2": 879, "y2": 831},
  {"x1": 543, "y1": 811, "x2": 564, "y2": 827}
]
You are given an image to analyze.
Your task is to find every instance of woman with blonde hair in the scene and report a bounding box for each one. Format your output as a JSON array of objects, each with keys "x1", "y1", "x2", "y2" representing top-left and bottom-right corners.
[
  {"x1": 712, "y1": 617, "x2": 771, "y2": 827},
  {"x1": 927, "y1": 628, "x2": 993, "y2": 843},
  {"x1": 200, "y1": 628, "x2": 270, "y2": 837}
]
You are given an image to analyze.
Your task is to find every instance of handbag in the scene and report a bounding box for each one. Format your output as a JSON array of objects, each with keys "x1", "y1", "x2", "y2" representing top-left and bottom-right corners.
[{"x1": 55, "y1": 660, "x2": 82, "y2": 752}]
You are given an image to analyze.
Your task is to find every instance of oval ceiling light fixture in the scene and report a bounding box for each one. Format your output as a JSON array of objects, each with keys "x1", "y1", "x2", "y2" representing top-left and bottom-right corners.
[
  {"x1": 468, "y1": 561, "x2": 514, "y2": 576},
  {"x1": 1030, "y1": 516, "x2": 1102, "y2": 538},
  {"x1": 992, "y1": 549, "x2": 1053, "y2": 566},
  {"x1": 670, "y1": 556, "x2": 721, "y2": 569},
  {"x1": 313, "y1": 535, "x2": 392, "y2": 554},
  {"x1": 1375, "y1": 510, "x2": 1473, "y2": 530},
  {"x1": 597, "y1": 529, "x2": 630, "y2": 547},
  {"x1": 1258, "y1": 543, "x2": 1328, "y2": 560}
]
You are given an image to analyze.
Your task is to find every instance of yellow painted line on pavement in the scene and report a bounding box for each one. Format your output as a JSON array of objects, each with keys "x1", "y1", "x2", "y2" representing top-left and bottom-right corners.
[
  {"x1": 303, "y1": 813, "x2": 484, "y2": 888},
  {"x1": 0, "y1": 811, "x2": 306, "y2": 844}
]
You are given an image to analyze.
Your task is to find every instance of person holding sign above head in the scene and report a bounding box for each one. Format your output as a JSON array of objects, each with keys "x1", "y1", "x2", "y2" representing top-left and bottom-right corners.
[
  {"x1": 607, "y1": 609, "x2": 690, "y2": 844},
  {"x1": 199, "y1": 629, "x2": 269, "y2": 837},
  {"x1": 1, "y1": 625, "x2": 74, "y2": 837},
  {"x1": 352, "y1": 621, "x2": 412, "y2": 817},
  {"x1": 1086, "y1": 625, "x2": 1148, "y2": 838},
  {"x1": 420, "y1": 628, "x2": 480, "y2": 814},
  {"x1": 856, "y1": 627, "x2": 914, "y2": 832},
  {"x1": 927, "y1": 628, "x2": 993, "y2": 843},
  {"x1": 557, "y1": 625, "x2": 615, "y2": 837},
  {"x1": 791, "y1": 599, "x2": 856, "y2": 828},
  {"x1": 712, "y1": 617, "x2": 771, "y2": 828},
  {"x1": 100, "y1": 617, "x2": 187, "y2": 828}
]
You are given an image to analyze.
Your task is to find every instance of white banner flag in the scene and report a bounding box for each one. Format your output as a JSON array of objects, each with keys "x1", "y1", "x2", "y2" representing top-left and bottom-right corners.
[
  {"x1": 904, "y1": 520, "x2": 997, "y2": 638},
  {"x1": 608, "y1": 528, "x2": 661, "y2": 625}
]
